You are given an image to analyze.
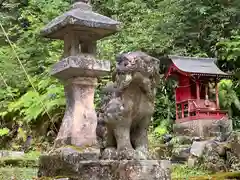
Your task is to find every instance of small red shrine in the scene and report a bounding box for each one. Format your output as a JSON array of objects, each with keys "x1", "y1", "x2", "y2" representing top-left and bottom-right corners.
[{"x1": 164, "y1": 56, "x2": 232, "y2": 136}]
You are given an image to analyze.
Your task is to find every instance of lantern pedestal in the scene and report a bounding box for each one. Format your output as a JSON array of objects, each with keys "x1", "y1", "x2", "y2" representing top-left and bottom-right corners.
[{"x1": 38, "y1": 148, "x2": 171, "y2": 180}]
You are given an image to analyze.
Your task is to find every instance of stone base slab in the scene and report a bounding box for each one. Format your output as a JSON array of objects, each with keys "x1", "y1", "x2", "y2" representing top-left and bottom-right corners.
[
  {"x1": 173, "y1": 119, "x2": 232, "y2": 137},
  {"x1": 38, "y1": 148, "x2": 171, "y2": 180}
]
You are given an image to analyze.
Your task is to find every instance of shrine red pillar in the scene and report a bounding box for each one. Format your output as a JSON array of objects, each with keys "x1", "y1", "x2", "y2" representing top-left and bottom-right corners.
[
  {"x1": 196, "y1": 80, "x2": 200, "y2": 117},
  {"x1": 175, "y1": 89, "x2": 178, "y2": 120},
  {"x1": 196, "y1": 80, "x2": 200, "y2": 101},
  {"x1": 216, "y1": 80, "x2": 220, "y2": 109}
]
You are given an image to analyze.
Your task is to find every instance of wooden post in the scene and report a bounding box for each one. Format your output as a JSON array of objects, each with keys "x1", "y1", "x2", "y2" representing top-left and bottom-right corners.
[
  {"x1": 216, "y1": 80, "x2": 220, "y2": 109},
  {"x1": 175, "y1": 89, "x2": 178, "y2": 120},
  {"x1": 205, "y1": 84, "x2": 208, "y2": 100},
  {"x1": 196, "y1": 80, "x2": 200, "y2": 117},
  {"x1": 181, "y1": 103, "x2": 184, "y2": 118},
  {"x1": 196, "y1": 80, "x2": 200, "y2": 100}
]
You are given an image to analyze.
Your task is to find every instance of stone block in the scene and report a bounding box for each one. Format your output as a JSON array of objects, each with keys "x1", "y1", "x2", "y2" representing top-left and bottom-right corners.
[
  {"x1": 173, "y1": 119, "x2": 232, "y2": 138},
  {"x1": 38, "y1": 147, "x2": 171, "y2": 180},
  {"x1": 51, "y1": 55, "x2": 110, "y2": 80},
  {"x1": 227, "y1": 131, "x2": 240, "y2": 158},
  {"x1": 151, "y1": 145, "x2": 172, "y2": 160},
  {"x1": 169, "y1": 136, "x2": 193, "y2": 145},
  {"x1": 187, "y1": 155, "x2": 198, "y2": 168},
  {"x1": 190, "y1": 141, "x2": 209, "y2": 157},
  {"x1": 171, "y1": 145, "x2": 191, "y2": 162}
]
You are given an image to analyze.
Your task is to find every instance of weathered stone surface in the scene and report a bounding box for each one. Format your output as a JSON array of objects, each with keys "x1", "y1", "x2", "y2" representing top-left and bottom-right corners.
[
  {"x1": 38, "y1": 152, "x2": 171, "y2": 180},
  {"x1": 51, "y1": 147, "x2": 99, "y2": 161},
  {"x1": 201, "y1": 141, "x2": 227, "y2": 172},
  {"x1": 190, "y1": 141, "x2": 208, "y2": 157},
  {"x1": 151, "y1": 145, "x2": 172, "y2": 160},
  {"x1": 54, "y1": 77, "x2": 99, "y2": 151},
  {"x1": 169, "y1": 136, "x2": 193, "y2": 145},
  {"x1": 51, "y1": 55, "x2": 110, "y2": 80},
  {"x1": 226, "y1": 151, "x2": 240, "y2": 171},
  {"x1": 227, "y1": 131, "x2": 240, "y2": 158},
  {"x1": 188, "y1": 140, "x2": 229, "y2": 171},
  {"x1": 173, "y1": 119, "x2": 232, "y2": 137},
  {"x1": 187, "y1": 155, "x2": 198, "y2": 168},
  {"x1": 97, "y1": 51, "x2": 161, "y2": 160},
  {"x1": 41, "y1": 2, "x2": 120, "y2": 40},
  {"x1": 184, "y1": 131, "x2": 240, "y2": 172},
  {"x1": 0, "y1": 151, "x2": 24, "y2": 158},
  {"x1": 171, "y1": 145, "x2": 191, "y2": 162}
]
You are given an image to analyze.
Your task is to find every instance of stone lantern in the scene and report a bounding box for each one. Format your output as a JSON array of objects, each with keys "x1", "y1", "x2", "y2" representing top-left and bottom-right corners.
[{"x1": 40, "y1": 0, "x2": 120, "y2": 152}]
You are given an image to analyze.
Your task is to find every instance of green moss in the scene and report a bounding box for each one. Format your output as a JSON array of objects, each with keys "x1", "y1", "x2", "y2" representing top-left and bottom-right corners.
[
  {"x1": 0, "y1": 157, "x2": 38, "y2": 168},
  {"x1": 65, "y1": 145, "x2": 86, "y2": 152},
  {"x1": 188, "y1": 172, "x2": 240, "y2": 179},
  {"x1": 24, "y1": 151, "x2": 41, "y2": 159},
  {"x1": 63, "y1": 145, "x2": 94, "y2": 153}
]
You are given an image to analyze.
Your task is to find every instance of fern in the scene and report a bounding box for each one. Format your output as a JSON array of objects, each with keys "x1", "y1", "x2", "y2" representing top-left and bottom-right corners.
[{"x1": 5, "y1": 77, "x2": 65, "y2": 123}]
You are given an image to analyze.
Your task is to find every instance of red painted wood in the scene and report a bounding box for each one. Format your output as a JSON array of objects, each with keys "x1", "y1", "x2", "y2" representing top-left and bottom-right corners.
[
  {"x1": 216, "y1": 81, "x2": 220, "y2": 109},
  {"x1": 175, "y1": 89, "x2": 178, "y2": 120},
  {"x1": 181, "y1": 103, "x2": 184, "y2": 119},
  {"x1": 176, "y1": 114, "x2": 228, "y2": 123},
  {"x1": 196, "y1": 80, "x2": 200, "y2": 100},
  {"x1": 166, "y1": 62, "x2": 228, "y2": 123}
]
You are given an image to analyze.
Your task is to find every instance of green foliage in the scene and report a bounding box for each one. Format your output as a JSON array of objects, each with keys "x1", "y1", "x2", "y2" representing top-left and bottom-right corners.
[
  {"x1": 153, "y1": 123, "x2": 169, "y2": 137},
  {"x1": 171, "y1": 164, "x2": 210, "y2": 179},
  {"x1": 217, "y1": 34, "x2": 240, "y2": 63},
  {"x1": 0, "y1": 128, "x2": 9, "y2": 137},
  {"x1": 6, "y1": 77, "x2": 65, "y2": 123},
  {"x1": 216, "y1": 32, "x2": 240, "y2": 77},
  {"x1": 218, "y1": 79, "x2": 240, "y2": 111},
  {"x1": 0, "y1": 0, "x2": 69, "y2": 145},
  {"x1": 0, "y1": 167, "x2": 38, "y2": 180}
]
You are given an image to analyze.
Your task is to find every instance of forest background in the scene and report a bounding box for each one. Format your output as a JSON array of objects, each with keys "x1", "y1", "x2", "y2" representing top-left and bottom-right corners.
[{"x1": 0, "y1": 0, "x2": 240, "y2": 150}]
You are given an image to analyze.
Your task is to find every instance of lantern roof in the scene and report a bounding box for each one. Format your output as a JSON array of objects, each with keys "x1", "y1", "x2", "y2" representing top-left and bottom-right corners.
[{"x1": 40, "y1": 2, "x2": 120, "y2": 41}]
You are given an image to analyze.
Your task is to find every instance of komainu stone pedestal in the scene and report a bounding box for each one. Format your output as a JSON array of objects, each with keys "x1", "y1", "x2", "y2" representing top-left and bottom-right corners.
[{"x1": 38, "y1": 147, "x2": 171, "y2": 180}]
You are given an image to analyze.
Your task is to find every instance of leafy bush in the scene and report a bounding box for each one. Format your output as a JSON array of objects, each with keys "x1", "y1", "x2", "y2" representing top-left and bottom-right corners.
[{"x1": 0, "y1": 128, "x2": 9, "y2": 137}]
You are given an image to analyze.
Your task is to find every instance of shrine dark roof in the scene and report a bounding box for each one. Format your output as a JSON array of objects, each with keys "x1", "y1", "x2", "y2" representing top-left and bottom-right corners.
[{"x1": 168, "y1": 55, "x2": 231, "y2": 77}]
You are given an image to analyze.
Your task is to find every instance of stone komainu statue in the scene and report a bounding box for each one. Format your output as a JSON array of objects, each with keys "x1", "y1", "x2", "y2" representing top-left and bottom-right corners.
[{"x1": 97, "y1": 51, "x2": 160, "y2": 160}]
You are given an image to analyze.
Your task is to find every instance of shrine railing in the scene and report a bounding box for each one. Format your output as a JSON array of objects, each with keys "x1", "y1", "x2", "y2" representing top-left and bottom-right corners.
[{"x1": 176, "y1": 99, "x2": 228, "y2": 122}]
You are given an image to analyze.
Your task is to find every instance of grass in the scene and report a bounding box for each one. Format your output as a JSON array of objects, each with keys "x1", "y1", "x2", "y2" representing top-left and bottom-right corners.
[
  {"x1": 0, "y1": 151, "x2": 40, "y2": 179},
  {"x1": 0, "y1": 151, "x2": 41, "y2": 168},
  {"x1": 171, "y1": 164, "x2": 240, "y2": 180},
  {"x1": 0, "y1": 167, "x2": 37, "y2": 180},
  {"x1": 171, "y1": 164, "x2": 210, "y2": 179}
]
